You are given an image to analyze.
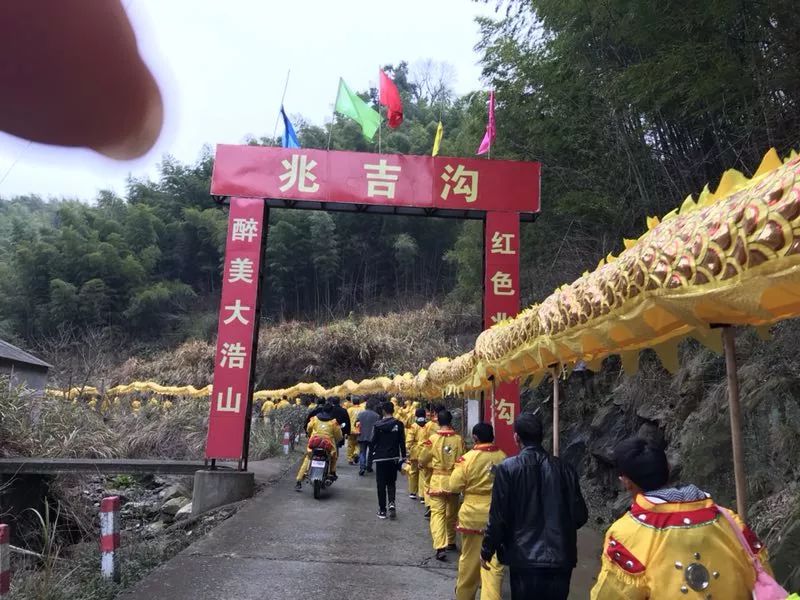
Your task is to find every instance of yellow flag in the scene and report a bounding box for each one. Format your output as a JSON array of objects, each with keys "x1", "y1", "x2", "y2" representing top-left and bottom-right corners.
[{"x1": 432, "y1": 121, "x2": 443, "y2": 156}]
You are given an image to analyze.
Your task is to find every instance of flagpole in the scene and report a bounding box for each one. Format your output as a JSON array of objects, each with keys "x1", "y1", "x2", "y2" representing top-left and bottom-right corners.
[
  {"x1": 271, "y1": 69, "x2": 292, "y2": 145},
  {"x1": 327, "y1": 78, "x2": 340, "y2": 151},
  {"x1": 377, "y1": 67, "x2": 382, "y2": 154},
  {"x1": 488, "y1": 89, "x2": 492, "y2": 160}
]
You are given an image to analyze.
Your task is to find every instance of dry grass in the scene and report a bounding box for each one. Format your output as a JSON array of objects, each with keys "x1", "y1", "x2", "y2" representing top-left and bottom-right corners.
[{"x1": 117, "y1": 305, "x2": 474, "y2": 390}]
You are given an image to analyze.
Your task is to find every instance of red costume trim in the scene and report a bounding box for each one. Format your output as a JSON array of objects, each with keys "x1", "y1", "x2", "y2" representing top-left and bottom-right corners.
[
  {"x1": 474, "y1": 444, "x2": 499, "y2": 452},
  {"x1": 437, "y1": 428, "x2": 456, "y2": 437},
  {"x1": 455, "y1": 456, "x2": 466, "y2": 464},
  {"x1": 630, "y1": 499, "x2": 719, "y2": 529},
  {"x1": 456, "y1": 524, "x2": 484, "y2": 535},
  {"x1": 606, "y1": 537, "x2": 645, "y2": 574},
  {"x1": 742, "y1": 524, "x2": 766, "y2": 555},
  {"x1": 428, "y1": 489, "x2": 457, "y2": 497},
  {"x1": 422, "y1": 440, "x2": 432, "y2": 447}
]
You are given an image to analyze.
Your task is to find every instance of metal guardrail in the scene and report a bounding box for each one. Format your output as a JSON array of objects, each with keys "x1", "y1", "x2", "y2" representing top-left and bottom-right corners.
[{"x1": 0, "y1": 458, "x2": 209, "y2": 476}]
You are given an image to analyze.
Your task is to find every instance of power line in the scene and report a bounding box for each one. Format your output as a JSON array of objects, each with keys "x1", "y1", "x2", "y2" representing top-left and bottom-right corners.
[{"x1": 0, "y1": 140, "x2": 33, "y2": 191}]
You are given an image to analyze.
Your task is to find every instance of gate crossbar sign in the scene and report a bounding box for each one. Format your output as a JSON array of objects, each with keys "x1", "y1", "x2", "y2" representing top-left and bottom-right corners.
[{"x1": 206, "y1": 145, "x2": 541, "y2": 464}]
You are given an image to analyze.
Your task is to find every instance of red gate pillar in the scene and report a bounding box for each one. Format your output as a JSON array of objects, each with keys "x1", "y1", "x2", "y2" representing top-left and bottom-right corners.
[
  {"x1": 205, "y1": 197, "x2": 267, "y2": 467},
  {"x1": 483, "y1": 211, "x2": 521, "y2": 455}
]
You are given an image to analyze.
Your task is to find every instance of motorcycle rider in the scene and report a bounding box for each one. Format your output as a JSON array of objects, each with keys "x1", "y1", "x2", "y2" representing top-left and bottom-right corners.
[{"x1": 295, "y1": 401, "x2": 343, "y2": 492}]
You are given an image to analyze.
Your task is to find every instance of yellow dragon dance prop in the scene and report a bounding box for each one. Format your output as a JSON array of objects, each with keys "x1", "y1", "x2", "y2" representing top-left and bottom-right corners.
[
  {"x1": 49, "y1": 149, "x2": 800, "y2": 402},
  {"x1": 464, "y1": 148, "x2": 800, "y2": 391}
]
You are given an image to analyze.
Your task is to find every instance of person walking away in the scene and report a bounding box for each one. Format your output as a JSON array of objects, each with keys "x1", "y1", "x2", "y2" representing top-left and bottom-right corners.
[
  {"x1": 294, "y1": 403, "x2": 343, "y2": 492},
  {"x1": 346, "y1": 397, "x2": 363, "y2": 465},
  {"x1": 403, "y1": 407, "x2": 427, "y2": 500},
  {"x1": 590, "y1": 438, "x2": 778, "y2": 599},
  {"x1": 328, "y1": 397, "x2": 351, "y2": 452},
  {"x1": 370, "y1": 401, "x2": 407, "y2": 519},
  {"x1": 304, "y1": 396, "x2": 326, "y2": 430},
  {"x1": 481, "y1": 412, "x2": 587, "y2": 599},
  {"x1": 419, "y1": 404, "x2": 443, "y2": 515},
  {"x1": 419, "y1": 409, "x2": 464, "y2": 561},
  {"x1": 356, "y1": 399, "x2": 380, "y2": 475},
  {"x1": 450, "y1": 423, "x2": 506, "y2": 600}
]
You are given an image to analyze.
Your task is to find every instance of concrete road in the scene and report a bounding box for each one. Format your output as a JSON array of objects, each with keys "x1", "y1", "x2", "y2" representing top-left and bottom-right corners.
[{"x1": 121, "y1": 457, "x2": 602, "y2": 599}]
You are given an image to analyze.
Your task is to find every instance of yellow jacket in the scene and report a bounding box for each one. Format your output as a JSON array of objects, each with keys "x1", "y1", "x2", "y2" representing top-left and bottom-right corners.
[
  {"x1": 449, "y1": 443, "x2": 507, "y2": 534},
  {"x1": 419, "y1": 427, "x2": 465, "y2": 496},
  {"x1": 591, "y1": 493, "x2": 772, "y2": 600},
  {"x1": 306, "y1": 415, "x2": 343, "y2": 445},
  {"x1": 347, "y1": 405, "x2": 363, "y2": 435},
  {"x1": 406, "y1": 422, "x2": 423, "y2": 462}
]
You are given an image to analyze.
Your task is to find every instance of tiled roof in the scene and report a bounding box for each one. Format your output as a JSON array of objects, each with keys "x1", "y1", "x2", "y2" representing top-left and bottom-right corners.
[{"x1": 0, "y1": 339, "x2": 52, "y2": 369}]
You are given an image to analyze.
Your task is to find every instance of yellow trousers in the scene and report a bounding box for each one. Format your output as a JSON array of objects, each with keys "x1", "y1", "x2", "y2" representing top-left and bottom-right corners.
[
  {"x1": 455, "y1": 533, "x2": 503, "y2": 600},
  {"x1": 296, "y1": 448, "x2": 338, "y2": 482},
  {"x1": 420, "y1": 468, "x2": 431, "y2": 505},
  {"x1": 406, "y1": 461, "x2": 419, "y2": 496},
  {"x1": 429, "y1": 494, "x2": 459, "y2": 549},
  {"x1": 346, "y1": 435, "x2": 359, "y2": 463}
]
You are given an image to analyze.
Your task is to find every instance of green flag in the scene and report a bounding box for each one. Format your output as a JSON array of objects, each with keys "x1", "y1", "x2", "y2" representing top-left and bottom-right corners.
[{"x1": 334, "y1": 78, "x2": 381, "y2": 140}]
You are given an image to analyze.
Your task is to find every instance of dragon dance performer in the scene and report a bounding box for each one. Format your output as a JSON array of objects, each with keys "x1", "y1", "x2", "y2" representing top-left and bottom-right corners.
[
  {"x1": 403, "y1": 407, "x2": 427, "y2": 500},
  {"x1": 346, "y1": 397, "x2": 364, "y2": 465},
  {"x1": 294, "y1": 404, "x2": 343, "y2": 492},
  {"x1": 419, "y1": 409, "x2": 465, "y2": 561},
  {"x1": 591, "y1": 438, "x2": 778, "y2": 600},
  {"x1": 450, "y1": 423, "x2": 506, "y2": 600},
  {"x1": 418, "y1": 404, "x2": 442, "y2": 513}
]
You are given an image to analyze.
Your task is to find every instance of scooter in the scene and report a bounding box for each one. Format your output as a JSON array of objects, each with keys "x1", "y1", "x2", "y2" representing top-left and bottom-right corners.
[{"x1": 307, "y1": 447, "x2": 335, "y2": 499}]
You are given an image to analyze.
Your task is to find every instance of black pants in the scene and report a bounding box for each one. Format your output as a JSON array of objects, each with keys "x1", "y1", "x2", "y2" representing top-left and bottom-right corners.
[
  {"x1": 509, "y1": 568, "x2": 572, "y2": 600},
  {"x1": 375, "y1": 460, "x2": 398, "y2": 512}
]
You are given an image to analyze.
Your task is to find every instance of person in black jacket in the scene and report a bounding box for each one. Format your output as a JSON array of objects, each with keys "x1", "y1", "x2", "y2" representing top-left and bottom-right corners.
[
  {"x1": 370, "y1": 401, "x2": 406, "y2": 519},
  {"x1": 480, "y1": 412, "x2": 588, "y2": 600},
  {"x1": 304, "y1": 397, "x2": 326, "y2": 430},
  {"x1": 328, "y1": 397, "x2": 351, "y2": 444}
]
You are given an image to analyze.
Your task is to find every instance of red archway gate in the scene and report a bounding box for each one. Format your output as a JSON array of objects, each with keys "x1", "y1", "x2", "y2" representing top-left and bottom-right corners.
[{"x1": 206, "y1": 145, "x2": 540, "y2": 465}]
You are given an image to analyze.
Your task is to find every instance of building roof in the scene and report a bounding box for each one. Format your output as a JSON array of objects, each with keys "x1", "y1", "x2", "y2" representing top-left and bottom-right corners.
[{"x1": 0, "y1": 339, "x2": 52, "y2": 369}]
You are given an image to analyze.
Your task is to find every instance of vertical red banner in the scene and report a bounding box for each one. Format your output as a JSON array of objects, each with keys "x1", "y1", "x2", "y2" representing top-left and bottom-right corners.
[
  {"x1": 205, "y1": 197, "x2": 266, "y2": 461},
  {"x1": 484, "y1": 211, "x2": 521, "y2": 456}
]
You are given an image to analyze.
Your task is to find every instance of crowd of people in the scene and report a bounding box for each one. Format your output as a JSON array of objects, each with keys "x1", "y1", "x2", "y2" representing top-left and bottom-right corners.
[{"x1": 292, "y1": 395, "x2": 786, "y2": 600}]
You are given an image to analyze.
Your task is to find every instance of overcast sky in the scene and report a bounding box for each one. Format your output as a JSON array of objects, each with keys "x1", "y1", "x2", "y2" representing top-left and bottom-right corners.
[{"x1": 0, "y1": 0, "x2": 497, "y2": 201}]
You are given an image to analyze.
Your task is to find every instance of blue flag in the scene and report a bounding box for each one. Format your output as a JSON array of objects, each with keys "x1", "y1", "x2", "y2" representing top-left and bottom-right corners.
[{"x1": 281, "y1": 106, "x2": 300, "y2": 148}]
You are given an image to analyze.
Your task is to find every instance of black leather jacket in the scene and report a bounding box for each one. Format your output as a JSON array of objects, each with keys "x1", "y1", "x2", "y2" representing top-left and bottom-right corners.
[{"x1": 481, "y1": 445, "x2": 588, "y2": 570}]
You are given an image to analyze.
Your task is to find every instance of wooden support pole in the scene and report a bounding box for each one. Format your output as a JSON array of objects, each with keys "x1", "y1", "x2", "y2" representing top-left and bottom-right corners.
[
  {"x1": 489, "y1": 378, "x2": 496, "y2": 434},
  {"x1": 552, "y1": 365, "x2": 560, "y2": 457},
  {"x1": 722, "y1": 327, "x2": 747, "y2": 517}
]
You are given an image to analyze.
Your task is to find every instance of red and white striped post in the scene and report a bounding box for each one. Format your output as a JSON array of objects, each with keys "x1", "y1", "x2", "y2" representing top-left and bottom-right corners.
[
  {"x1": 282, "y1": 425, "x2": 291, "y2": 455},
  {"x1": 100, "y1": 496, "x2": 121, "y2": 582},
  {"x1": 0, "y1": 524, "x2": 10, "y2": 597}
]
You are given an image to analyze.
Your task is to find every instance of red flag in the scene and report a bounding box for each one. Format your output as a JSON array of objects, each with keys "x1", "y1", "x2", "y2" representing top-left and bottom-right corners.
[{"x1": 379, "y1": 70, "x2": 404, "y2": 129}]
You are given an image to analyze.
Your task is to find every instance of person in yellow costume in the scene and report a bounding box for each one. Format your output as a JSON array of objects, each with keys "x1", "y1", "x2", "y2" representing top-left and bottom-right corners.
[
  {"x1": 294, "y1": 404, "x2": 343, "y2": 492},
  {"x1": 260, "y1": 399, "x2": 275, "y2": 417},
  {"x1": 419, "y1": 409, "x2": 464, "y2": 561},
  {"x1": 451, "y1": 423, "x2": 506, "y2": 600},
  {"x1": 419, "y1": 404, "x2": 441, "y2": 512},
  {"x1": 591, "y1": 438, "x2": 775, "y2": 600},
  {"x1": 277, "y1": 395, "x2": 291, "y2": 409},
  {"x1": 405, "y1": 401, "x2": 419, "y2": 427},
  {"x1": 403, "y1": 407, "x2": 427, "y2": 500},
  {"x1": 346, "y1": 397, "x2": 364, "y2": 465}
]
